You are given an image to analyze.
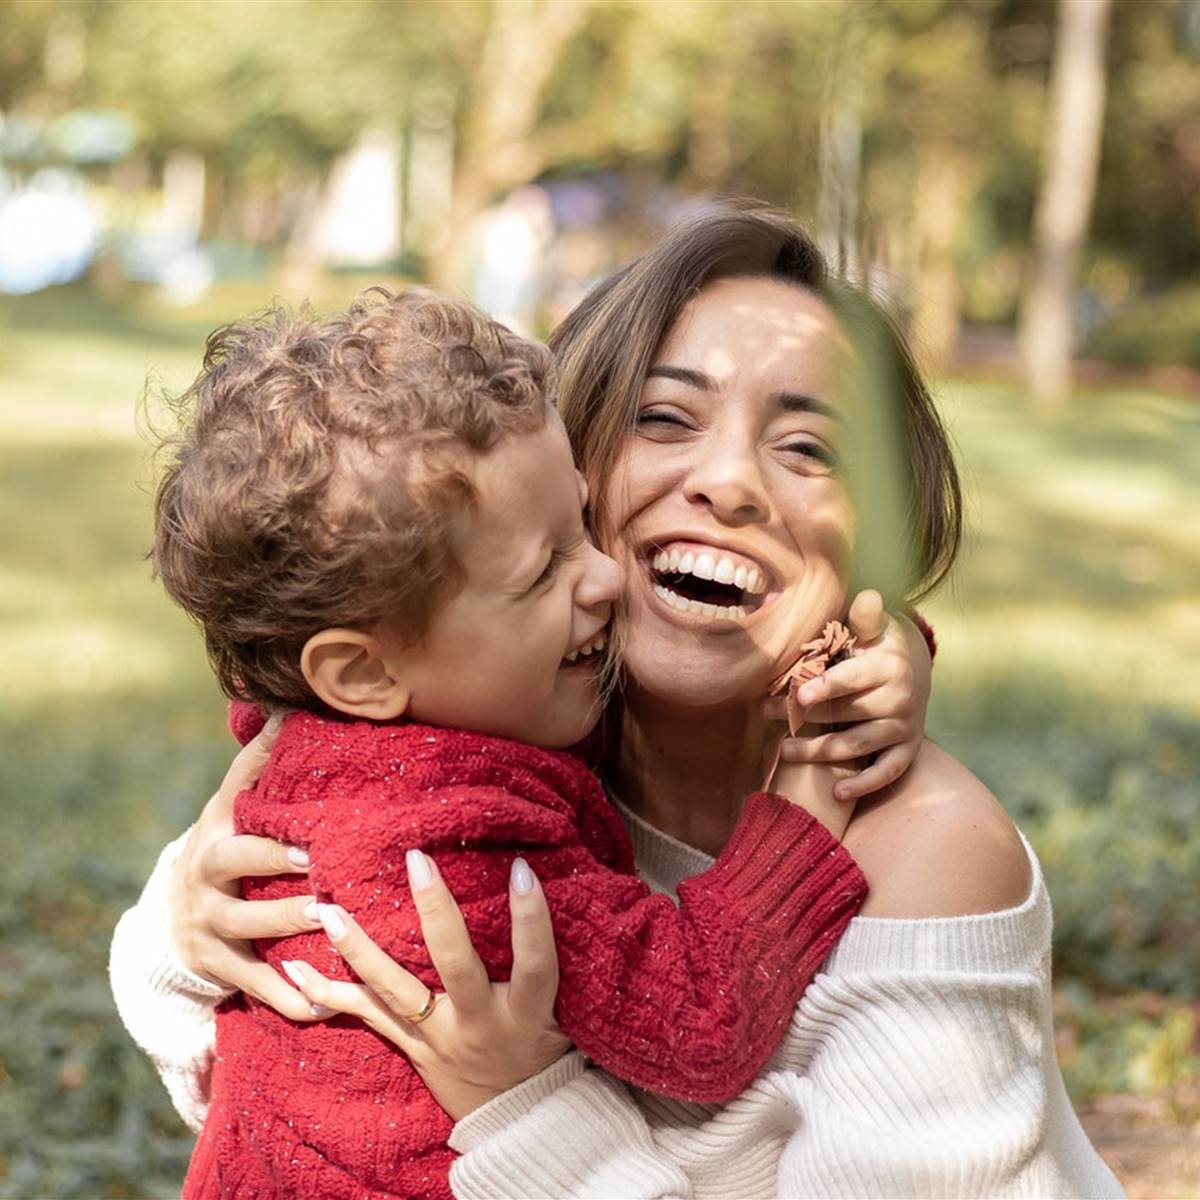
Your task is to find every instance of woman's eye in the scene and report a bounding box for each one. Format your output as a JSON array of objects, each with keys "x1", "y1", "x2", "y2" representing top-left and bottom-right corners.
[
  {"x1": 636, "y1": 408, "x2": 691, "y2": 431},
  {"x1": 780, "y1": 441, "x2": 839, "y2": 471}
]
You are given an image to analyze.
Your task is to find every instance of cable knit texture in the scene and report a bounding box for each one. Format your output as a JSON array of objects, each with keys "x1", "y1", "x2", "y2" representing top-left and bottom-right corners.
[{"x1": 183, "y1": 706, "x2": 866, "y2": 1200}]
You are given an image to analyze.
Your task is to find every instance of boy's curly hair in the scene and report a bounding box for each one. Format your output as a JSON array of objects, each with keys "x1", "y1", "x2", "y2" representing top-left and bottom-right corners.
[{"x1": 153, "y1": 287, "x2": 553, "y2": 710}]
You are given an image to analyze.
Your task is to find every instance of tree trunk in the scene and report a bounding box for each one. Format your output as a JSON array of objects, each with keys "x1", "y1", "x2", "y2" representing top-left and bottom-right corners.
[
  {"x1": 427, "y1": 0, "x2": 589, "y2": 290},
  {"x1": 911, "y1": 145, "x2": 976, "y2": 374},
  {"x1": 1019, "y1": 0, "x2": 1113, "y2": 409},
  {"x1": 816, "y1": 22, "x2": 862, "y2": 282}
]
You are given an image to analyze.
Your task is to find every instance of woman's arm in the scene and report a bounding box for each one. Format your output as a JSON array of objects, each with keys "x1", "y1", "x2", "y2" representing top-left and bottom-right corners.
[
  {"x1": 449, "y1": 1053, "x2": 692, "y2": 1200},
  {"x1": 109, "y1": 828, "x2": 230, "y2": 1132}
]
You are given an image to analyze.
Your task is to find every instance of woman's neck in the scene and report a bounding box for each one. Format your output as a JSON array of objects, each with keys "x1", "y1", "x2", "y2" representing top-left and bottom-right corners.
[{"x1": 610, "y1": 685, "x2": 774, "y2": 857}]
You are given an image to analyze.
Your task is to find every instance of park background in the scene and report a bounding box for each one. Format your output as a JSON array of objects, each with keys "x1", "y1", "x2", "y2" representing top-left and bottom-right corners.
[{"x1": 1, "y1": 0, "x2": 1197, "y2": 1196}]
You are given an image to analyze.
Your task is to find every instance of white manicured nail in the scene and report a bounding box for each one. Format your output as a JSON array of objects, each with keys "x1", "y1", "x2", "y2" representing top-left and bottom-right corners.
[
  {"x1": 406, "y1": 848, "x2": 433, "y2": 891},
  {"x1": 303, "y1": 901, "x2": 319, "y2": 923},
  {"x1": 511, "y1": 857, "x2": 535, "y2": 895},
  {"x1": 281, "y1": 960, "x2": 305, "y2": 987},
  {"x1": 317, "y1": 904, "x2": 346, "y2": 939},
  {"x1": 310, "y1": 1004, "x2": 334, "y2": 1018},
  {"x1": 287, "y1": 846, "x2": 310, "y2": 868}
]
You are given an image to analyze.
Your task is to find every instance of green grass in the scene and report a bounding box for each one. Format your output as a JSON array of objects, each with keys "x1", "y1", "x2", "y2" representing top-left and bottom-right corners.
[{"x1": 1, "y1": 281, "x2": 1197, "y2": 1196}]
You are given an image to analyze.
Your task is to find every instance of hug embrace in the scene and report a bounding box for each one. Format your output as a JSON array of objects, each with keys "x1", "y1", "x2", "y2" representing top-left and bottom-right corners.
[{"x1": 111, "y1": 201, "x2": 1122, "y2": 1198}]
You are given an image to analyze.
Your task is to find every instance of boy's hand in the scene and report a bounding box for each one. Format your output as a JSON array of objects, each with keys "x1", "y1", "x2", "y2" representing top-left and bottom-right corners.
[
  {"x1": 768, "y1": 590, "x2": 932, "y2": 802},
  {"x1": 767, "y1": 746, "x2": 858, "y2": 840}
]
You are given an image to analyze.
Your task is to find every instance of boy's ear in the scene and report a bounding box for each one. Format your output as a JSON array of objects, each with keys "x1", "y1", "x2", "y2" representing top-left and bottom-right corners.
[{"x1": 301, "y1": 629, "x2": 411, "y2": 720}]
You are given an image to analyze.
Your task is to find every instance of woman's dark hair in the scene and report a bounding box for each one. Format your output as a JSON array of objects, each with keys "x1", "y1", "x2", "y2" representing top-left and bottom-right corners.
[{"x1": 549, "y1": 199, "x2": 962, "y2": 605}]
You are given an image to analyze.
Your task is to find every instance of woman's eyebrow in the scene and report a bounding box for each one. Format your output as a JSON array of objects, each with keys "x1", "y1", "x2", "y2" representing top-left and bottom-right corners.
[
  {"x1": 646, "y1": 365, "x2": 841, "y2": 422},
  {"x1": 645, "y1": 365, "x2": 714, "y2": 389},
  {"x1": 773, "y1": 392, "x2": 843, "y2": 423}
]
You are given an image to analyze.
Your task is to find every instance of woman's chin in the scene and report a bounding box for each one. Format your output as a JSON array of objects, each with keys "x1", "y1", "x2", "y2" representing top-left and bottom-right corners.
[{"x1": 622, "y1": 641, "x2": 775, "y2": 713}]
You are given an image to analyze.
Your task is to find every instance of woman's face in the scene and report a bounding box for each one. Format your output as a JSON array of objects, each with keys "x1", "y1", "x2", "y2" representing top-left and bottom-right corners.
[{"x1": 603, "y1": 274, "x2": 854, "y2": 709}]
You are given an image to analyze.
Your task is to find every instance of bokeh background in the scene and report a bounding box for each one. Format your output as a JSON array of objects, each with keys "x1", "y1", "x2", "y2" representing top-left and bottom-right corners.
[{"x1": 1, "y1": 1, "x2": 1198, "y2": 1196}]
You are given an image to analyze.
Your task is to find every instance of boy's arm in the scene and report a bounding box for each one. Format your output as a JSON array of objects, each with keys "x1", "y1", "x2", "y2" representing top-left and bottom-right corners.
[{"x1": 539, "y1": 789, "x2": 866, "y2": 1103}]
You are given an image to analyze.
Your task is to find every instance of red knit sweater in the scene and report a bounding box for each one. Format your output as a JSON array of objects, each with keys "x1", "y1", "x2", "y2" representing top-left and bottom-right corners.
[{"x1": 184, "y1": 708, "x2": 867, "y2": 1200}]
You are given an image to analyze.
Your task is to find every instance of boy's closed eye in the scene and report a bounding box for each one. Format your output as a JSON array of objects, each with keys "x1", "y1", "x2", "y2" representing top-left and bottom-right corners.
[{"x1": 530, "y1": 551, "x2": 561, "y2": 590}]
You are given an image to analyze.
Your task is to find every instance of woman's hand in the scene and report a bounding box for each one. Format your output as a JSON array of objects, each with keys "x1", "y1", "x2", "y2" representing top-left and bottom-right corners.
[
  {"x1": 771, "y1": 590, "x2": 931, "y2": 802},
  {"x1": 168, "y1": 715, "x2": 323, "y2": 1020},
  {"x1": 279, "y1": 853, "x2": 570, "y2": 1121}
]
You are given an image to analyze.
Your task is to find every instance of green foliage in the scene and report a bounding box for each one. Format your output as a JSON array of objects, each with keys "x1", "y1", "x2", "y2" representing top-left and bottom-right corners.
[
  {"x1": 0, "y1": 703, "x2": 223, "y2": 1198},
  {"x1": 1085, "y1": 285, "x2": 1200, "y2": 370},
  {"x1": 932, "y1": 680, "x2": 1200, "y2": 995},
  {"x1": 1053, "y1": 981, "x2": 1200, "y2": 1104}
]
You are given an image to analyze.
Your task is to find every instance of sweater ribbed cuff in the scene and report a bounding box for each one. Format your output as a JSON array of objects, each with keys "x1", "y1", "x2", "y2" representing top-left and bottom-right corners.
[{"x1": 683, "y1": 790, "x2": 868, "y2": 946}]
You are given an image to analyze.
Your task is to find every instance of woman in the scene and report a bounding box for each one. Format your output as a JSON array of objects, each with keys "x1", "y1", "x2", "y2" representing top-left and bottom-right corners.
[{"x1": 111, "y1": 202, "x2": 1121, "y2": 1197}]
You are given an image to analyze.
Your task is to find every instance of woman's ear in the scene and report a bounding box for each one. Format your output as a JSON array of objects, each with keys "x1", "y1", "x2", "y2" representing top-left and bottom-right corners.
[{"x1": 301, "y1": 629, "x2": 411, "y2": 720}]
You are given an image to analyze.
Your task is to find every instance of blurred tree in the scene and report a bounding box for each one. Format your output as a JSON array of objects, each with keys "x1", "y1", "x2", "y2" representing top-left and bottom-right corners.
[
  {"x1": 1090, "y1": 0, "x2": 1200, "y2": 284},
  {"x1": 1019, "y1": 0, "x2": 1113, "y2": 407},
  {"x1": 3, "y1": 0, "x2": 1197, "y2": 375},
  {"x1": 82, "y1": 1, "x2": 386, "y2": 223},
  {"x1": 427, "y1": 0, "x2": 591, "y2": 287}
]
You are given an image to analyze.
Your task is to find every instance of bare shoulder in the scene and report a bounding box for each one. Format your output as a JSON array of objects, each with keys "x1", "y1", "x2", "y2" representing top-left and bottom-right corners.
[{"x1": 842, "y1": 740, "x2": 1033, "y2": 919}]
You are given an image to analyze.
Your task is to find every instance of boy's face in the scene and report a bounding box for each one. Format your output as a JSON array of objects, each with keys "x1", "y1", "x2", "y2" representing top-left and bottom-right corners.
[{"x1": 393, "y1": 414, "x2": 623, "y2": 749}]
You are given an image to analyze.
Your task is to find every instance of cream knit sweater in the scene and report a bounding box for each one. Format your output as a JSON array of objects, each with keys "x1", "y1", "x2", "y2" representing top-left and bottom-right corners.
[{"x1": 110, "y1": 807, "x2": 1122, "y2": 1199}]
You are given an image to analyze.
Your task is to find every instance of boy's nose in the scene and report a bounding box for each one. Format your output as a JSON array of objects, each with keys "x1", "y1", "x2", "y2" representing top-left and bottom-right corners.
[{"x1": 578, "y1": 543, "x2": 625, "y2": 609}]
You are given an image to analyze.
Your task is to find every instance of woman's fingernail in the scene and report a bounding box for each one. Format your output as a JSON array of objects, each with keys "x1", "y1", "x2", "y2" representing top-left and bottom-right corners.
[
  {"x1": 511, "y1": 856, "x2": 535, "y2": 895},
  {"x1": 799, "y1": 683, "x2": 819, "y2": 705},
  {"x1": 317, "y1": 903, "x2": 346, "y2": 939},
  {"x1": 310, "y1": 1003, "x2": 334, "y2": 1018},
  {"x1": 265, "y1": 711, "x2": 284, "y2": 735},
  {"x1": 303, "y1": 900, "x2": 320, "y2": 923},
  {"x1": 406, "y1": 848, "x2": 434, "y2": 891},
  {"x1": 281, "y1": 960, "x2": 305, "y2": 987},
  {"x1": 287, "y1": 846, "x2": 310, "y2": 868},
  {"x1": 834, "y1": 783, "x2": 851, "y2": 801}
]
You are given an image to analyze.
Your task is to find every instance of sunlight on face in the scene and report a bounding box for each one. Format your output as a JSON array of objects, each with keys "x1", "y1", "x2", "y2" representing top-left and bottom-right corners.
[{"x1": 602, "y1": 275, "x2": 856, "y2": 710}]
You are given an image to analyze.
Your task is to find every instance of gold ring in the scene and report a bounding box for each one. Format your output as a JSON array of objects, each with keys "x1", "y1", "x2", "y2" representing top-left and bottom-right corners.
[{"x1": 403, "y1": 989, "x2": 437, "y2": 1025}]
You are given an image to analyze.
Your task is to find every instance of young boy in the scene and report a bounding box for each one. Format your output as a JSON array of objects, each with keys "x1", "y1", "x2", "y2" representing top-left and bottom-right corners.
[{"x1": 154, "y1": 288, "x2": 867, "y2": 1200}]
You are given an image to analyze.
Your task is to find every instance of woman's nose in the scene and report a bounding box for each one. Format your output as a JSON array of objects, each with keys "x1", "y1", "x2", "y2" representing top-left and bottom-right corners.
[
  {"x1": 684, "y1": 443, "x2": 770, "y2": 526},
  {"x1": 577, "y1": 543, "x2": 625, "y2": 610}
]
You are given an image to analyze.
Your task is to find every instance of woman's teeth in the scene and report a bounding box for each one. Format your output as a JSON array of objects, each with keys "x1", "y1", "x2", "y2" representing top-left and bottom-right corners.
[
  {"x1": 563, "y1": 632, "x2": 608, "y2": 663},
  {"x1": 650, "y1": 548, "x2": 766, "y2": 595},
  {"x1": 652, "y1": 583, "x2": 749, "y2": 620}
]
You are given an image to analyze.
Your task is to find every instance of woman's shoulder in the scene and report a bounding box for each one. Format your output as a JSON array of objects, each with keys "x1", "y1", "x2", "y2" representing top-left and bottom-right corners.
[{"x1": 842, "y1": 740, "x2": 1033, "y2": 920}]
